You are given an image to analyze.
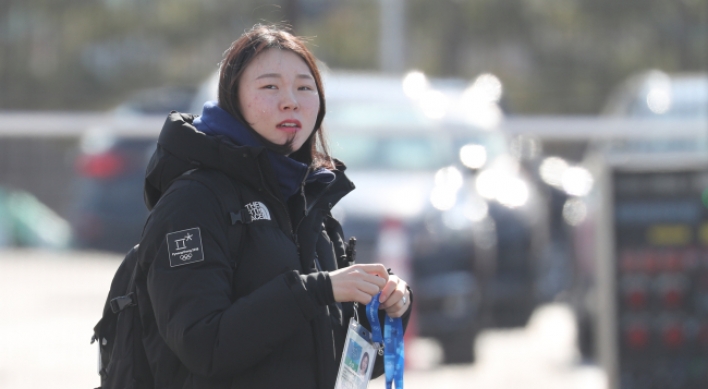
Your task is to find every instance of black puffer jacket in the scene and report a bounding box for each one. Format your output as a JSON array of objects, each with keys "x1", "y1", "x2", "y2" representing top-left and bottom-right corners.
[{"x1": 135, "y1": 112, "x2": 411, "y2": 388}]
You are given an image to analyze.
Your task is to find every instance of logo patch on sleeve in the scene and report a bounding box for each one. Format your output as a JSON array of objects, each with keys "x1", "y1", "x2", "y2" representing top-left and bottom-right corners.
[{"x1": 166, "y1": 227, "x2": 204, "y2": 267}]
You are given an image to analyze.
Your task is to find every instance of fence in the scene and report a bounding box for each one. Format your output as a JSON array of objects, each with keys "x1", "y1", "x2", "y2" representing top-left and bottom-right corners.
[
  {"x1": 0, "y1": 112, "x2": 163, "y2": 220},
  {"x1": 0, "y1": 112, "x2": 705, "y2": 223}
]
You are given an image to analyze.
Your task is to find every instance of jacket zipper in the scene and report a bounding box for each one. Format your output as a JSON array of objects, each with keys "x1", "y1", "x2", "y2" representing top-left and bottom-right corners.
[
  {"x1": 254, "y1": 164, "x2": 295, "y2": 241},
  {"x1": 301, "y1": 166, "x2": 311, "y2": 217},
  {"x1": 291, "y1": 166, "x2": 312, "y2": 255},
  {"x1": 292, "y1": 169, "x2": 340, "y2": 241}
]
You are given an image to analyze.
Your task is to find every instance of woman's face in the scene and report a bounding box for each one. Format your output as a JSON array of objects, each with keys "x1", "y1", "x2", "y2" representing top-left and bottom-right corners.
[
  {"x1": 238, "y1": 48, "x2": 320, "y2": 155},
  {"x1": 360, "y1": 354, "x2": 369, "y2": 373}
]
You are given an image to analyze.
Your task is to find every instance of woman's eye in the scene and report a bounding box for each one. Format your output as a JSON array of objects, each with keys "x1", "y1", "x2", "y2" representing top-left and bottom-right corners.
[
  {"x1": 298, "y1": 85, "x2": 314, "y2": 91},
  {"x1": 262, "y1": 85, "x2": 277, "y2": 90}
]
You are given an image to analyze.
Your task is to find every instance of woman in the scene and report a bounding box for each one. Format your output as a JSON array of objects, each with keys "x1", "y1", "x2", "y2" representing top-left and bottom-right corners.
[
  {"x1": 358, "y1": 352, "x2": 371, "y2": 376},
  {"x1": 135, "y1": 24, "x2": 412, "y2": 388}
]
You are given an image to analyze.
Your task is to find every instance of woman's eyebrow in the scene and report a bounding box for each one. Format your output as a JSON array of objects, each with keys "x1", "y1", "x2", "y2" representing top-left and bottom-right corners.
[
  {"x1": 256, "y1": 73, "x2": 280, "y2": 80},
  {"x1": 255, "y1": 73, "x2": 313, "y2": 80}
]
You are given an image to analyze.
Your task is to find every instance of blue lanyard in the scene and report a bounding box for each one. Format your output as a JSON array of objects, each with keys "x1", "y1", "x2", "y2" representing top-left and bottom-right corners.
[{"x1": 366, "y1": 292, "x2": 404, "y2": 389}]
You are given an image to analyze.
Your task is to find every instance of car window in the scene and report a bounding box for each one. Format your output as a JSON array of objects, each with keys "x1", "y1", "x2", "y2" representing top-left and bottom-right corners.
[
  {"x1": 325, "y1": 101, "x2": 434, "y2": 129},
  {"x1": 608, "y1": 73, "x2": 708, "y2": 119},
  {"x1": 330, "y1": 133, "x2": 454, "y2": 171},
  {"x1": 662, "y1": 78, "x2": 708, "y2": 118},
  {"x1": 604, "y1": 136, "x2": 708, "y2": 155}
]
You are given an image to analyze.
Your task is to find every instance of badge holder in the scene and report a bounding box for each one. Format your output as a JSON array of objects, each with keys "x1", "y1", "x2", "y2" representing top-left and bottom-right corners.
[{"x1": 334, "y1": 306, "x2": 381, "y2": 389}]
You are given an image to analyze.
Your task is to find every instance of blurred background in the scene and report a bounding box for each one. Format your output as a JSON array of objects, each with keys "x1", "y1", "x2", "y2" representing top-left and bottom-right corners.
[
  {"x1": 1, "y1": 0, "x2": 705, "y2": 112},
  {"x1": 0, "y1": 1, "x2": 706, "y2": 388}
]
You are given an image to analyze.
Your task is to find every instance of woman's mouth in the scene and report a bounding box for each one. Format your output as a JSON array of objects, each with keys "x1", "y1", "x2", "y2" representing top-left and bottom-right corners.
[{"x1": 277, "y1": 120, "x2": 301, "y2": 133}]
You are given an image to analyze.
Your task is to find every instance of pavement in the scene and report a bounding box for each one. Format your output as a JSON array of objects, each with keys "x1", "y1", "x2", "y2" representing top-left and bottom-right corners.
[{"x1": 0, "y1": 249, "x2": 608, "y2": 389}]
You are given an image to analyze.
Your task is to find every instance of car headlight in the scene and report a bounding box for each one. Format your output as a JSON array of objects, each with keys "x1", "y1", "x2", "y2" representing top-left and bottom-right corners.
[
  {"x1": 430, "y1": 166, "x2": 463, "y2": 211},
  {"x1": 561, "y1": 167, "x2": 594, "y2": 197},
  {"x1": 462, "y1": 195, "x2": 489, "y2": 222},
  {"x1": 459, "y1": 144, "x2": 487, "y2": 170},
  {"x1": 475, "y1": 169, "x2": 529, "y2": 208},
  {"x1": 440, "y1": 194, "x2": 490, "y2": 230},
  {"x1": 539, "y1": 156, "x2": 594, "y2": 197}
]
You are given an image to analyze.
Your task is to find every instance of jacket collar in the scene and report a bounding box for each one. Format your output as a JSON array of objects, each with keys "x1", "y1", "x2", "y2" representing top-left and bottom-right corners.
[
  {"x1": 193, "y1": 101, "x2": 312, "y2": 201},
  {"x1": 144, "y1": 112, "x2": 352, "y2": 212}
]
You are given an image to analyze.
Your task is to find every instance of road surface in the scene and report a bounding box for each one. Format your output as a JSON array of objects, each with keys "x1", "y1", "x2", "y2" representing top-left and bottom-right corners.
[{"x1": 0, "y1": 249, "x2": 607, "y2": 388}]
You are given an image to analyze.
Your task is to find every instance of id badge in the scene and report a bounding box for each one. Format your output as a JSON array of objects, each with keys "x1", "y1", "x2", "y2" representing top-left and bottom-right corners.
[{"x1": 334, "y1": 318, "x2": 379, "y2": 389}]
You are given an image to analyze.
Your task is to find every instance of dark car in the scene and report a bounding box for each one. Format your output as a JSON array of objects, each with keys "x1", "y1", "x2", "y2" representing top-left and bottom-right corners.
[
  {"x1": 451, "y1": 127, "x2": 550, "y2": 329},
  {"x1": 323, "y1": 72, "x2": 487, "y2": 363},
  {"x1": 70, "y1": 85, "x2": 196, "y2": 252},
  {"x1": 71, "y1": 127, "x2": 157, "y2": 252},
  {"x1": 325, "y1": 71, "x2": 552, "y2": 363}
]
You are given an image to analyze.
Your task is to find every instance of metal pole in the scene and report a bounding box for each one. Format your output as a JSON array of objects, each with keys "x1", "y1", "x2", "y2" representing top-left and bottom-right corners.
[
  {"x1": 379, "y1": 0, "x2": 406, "y2": 73},
  {"x1": 593, "y1": 156, "x2": 619, "y2": 389}
]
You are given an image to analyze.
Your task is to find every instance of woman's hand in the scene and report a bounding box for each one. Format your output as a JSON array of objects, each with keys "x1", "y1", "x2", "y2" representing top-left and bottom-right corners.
[
  {"x1": 330, "y1": 264, "x2": 388, "y2": 305},
  {"x1": 378, "y1": 275, "x2": 410, "y2": 318}
]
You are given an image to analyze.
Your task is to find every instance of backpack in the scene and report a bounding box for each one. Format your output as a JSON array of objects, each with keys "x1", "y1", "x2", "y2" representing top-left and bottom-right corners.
[{"x1": 91, "y1": 169, "x2": 253, "y2": 389}]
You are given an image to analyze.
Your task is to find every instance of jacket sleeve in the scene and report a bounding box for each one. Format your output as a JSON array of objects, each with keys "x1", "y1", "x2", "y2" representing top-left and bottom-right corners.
[{"x1": 141, "y1": 180, "x2": 321, "y2": 378}]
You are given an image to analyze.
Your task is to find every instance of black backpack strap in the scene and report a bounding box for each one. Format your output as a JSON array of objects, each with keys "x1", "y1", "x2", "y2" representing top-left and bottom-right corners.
[
  {"x1": 175, "y1": 169, "x2": 248, "y2": 268},
  {"x1": 92, "y1": 244, "x2": 143, "y2": 382},
  {"x1": 93, "y1": 245, "x2": 140, "y2": 338},
  {"x1": 109, "y1": 249, "x2": 139, "y2": 314}
]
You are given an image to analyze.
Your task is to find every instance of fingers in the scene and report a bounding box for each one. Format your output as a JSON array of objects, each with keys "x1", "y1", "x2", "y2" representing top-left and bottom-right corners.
[
  {"x1": 329, "y1": 264, "x2": 411, "y2": 309},
  {"x1": 380, "y1": 287, "x2": 404, "y2": 311},
  {"x1": 378, "y1": 276, "x2": 400, "y2": 305},
  {"x1": 378, "y1": 275, "x2": 410, "y2": 317},
  {"x1": 331, "y1": 278, "x2": 379, "y2": 305},
  {"x1": 330, "y1": 264, "x2": 389, "y2": 304},
  {"x1": 349, "y1": 264, "x2": 387, "y2": 291},
  {"x1": 352, "y1": 264, "x2": 389, "y2": 280},
  {"x1": 386, "y1": 301, "x2": 409, "y2": 318},
  {"x1": 359, "y1": 272, "x2": 387, "y2": 290},
  {"x1": 352, "y1": 290, "x2": 376, "y2": 305},
  {"x1": 345, "y1": 265, "x2": 387, "y2": 290},
  {"x1": 357, "y1": 278, "x2": 382, "y2": 297},
  {"x1": 384, "y1": 290, "x2": 409, "y2": 318}
]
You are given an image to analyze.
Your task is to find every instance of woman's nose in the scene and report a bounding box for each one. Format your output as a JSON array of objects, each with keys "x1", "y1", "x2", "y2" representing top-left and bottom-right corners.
[{"x1": 280, "y1": 91, "x2": 299, "y2": 111}]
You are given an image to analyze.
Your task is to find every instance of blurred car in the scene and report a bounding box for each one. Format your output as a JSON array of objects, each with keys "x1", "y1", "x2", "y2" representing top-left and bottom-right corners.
[
  {"x1": 322, "y1": 72, "x2": 484, "y2": 363},
  {"x1": 448, "y1": 126, "x2": 550, "y2": 329},
  {"x1": 70, "y1": 84, "x2": 197, "y2": 252},
  {"x1": 71, "y1": 128, "x2": 156, "y2": 252},
  {"x1": 113, "y1": 85, "x2": 199, "y2": 117},
  {"x1": 326, "y1": 71, "x2": 552, "y2": 362},
  {"x1": 602, "y1": 70, "x2": 708, "y2": 119},
  {"x1": 423, "y1": 72, "x2": 550, "y2": 331}
]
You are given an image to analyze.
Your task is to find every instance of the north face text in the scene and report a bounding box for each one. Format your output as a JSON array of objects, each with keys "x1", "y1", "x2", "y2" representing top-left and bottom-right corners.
[{"x1": 245, "y1": 202, "x2": 271, "y2": 221}]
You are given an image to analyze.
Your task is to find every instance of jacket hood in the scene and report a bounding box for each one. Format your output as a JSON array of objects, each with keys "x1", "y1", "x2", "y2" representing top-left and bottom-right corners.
[
  {"x1": 144, "y1": 112, "x2": 274, "y2": 210},
  {"x1": 144, "y1": 112, "x2": 353, "y2": 212},
  {"x1": 193, "y1": 101, "x2": 335, "y2": 200}
]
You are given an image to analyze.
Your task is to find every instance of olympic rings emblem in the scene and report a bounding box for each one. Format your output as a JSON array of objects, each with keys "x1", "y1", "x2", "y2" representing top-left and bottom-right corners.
[{"x1": 180, "y1": 253, "x2": 193, "y2": 261}]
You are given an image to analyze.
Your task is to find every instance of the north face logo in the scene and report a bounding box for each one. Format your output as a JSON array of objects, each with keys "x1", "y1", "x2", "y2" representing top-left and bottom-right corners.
[{"x1": 245, "y1": 201, "x2": 271, "y2": 221}]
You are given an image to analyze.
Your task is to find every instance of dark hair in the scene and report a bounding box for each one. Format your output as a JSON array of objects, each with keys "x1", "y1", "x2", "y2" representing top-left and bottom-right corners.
[
  {"x1": 359, "y1": 352, "x2": 369, "y2": 373},
  {"x1": 218, "y1": 24, "x2": 332, "y2": 169}
]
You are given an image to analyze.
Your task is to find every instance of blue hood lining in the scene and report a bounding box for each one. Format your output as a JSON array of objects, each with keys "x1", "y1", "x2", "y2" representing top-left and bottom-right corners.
[{"x1": 192, "y1": 101, "x2": 334, "y2": 199}]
